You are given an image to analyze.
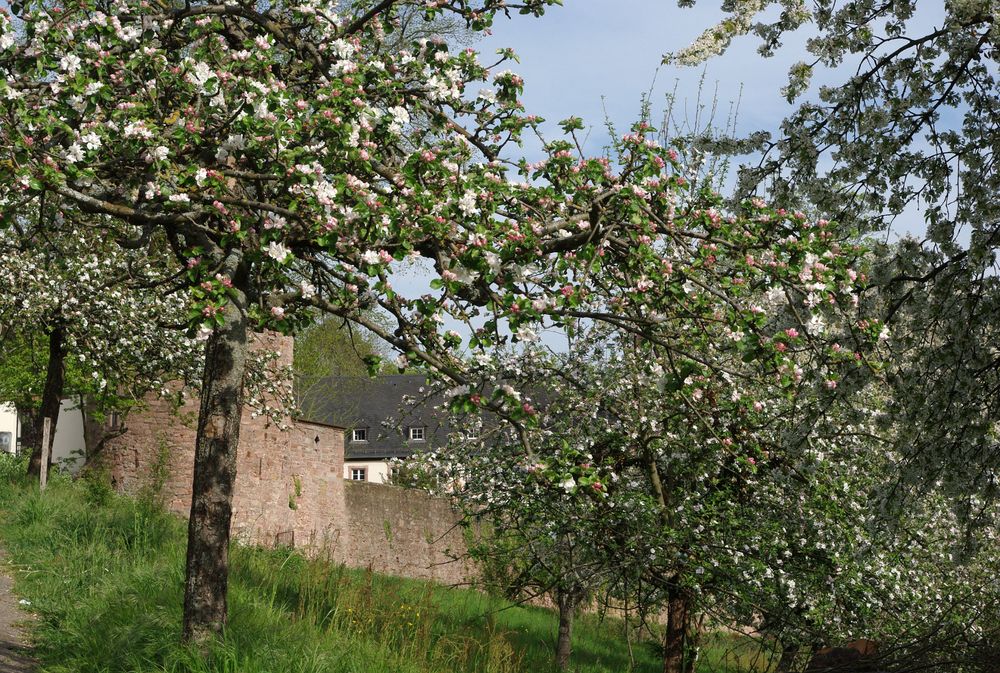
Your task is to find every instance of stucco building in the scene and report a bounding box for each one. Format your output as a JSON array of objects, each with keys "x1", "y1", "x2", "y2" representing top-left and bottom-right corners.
[
  {"x1": 1, "y1": 399, "x2": 87, "y2": 473},
  {"x1": 0, "y1": 403, "x2": 17, "y2": 455}
]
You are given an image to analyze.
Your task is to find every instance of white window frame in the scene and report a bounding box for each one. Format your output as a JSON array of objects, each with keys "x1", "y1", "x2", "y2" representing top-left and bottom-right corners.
[
  {"x1": 408, "y1": 426, "x2": 426, "y2": 442},
  {"x1": 352, "y1": 428, "x2": 368, "y2": 442},
  {"x1": 350, "y1": 467, "x2": 367, "y2": 481}
]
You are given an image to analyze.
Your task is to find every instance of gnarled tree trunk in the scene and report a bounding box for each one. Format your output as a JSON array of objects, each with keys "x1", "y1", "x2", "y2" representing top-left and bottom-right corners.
[
  {"x1": 181, "y1": 260, "x2": 249, "y2": 645},
  {"x1": 27, "y1": 322, "x2": 65, "y2": 479},
  {"x1": 663, "y1": 584, "x2": 692, "y2": 673},
  {"x1": 555, "y1": 586, "x2": 578, "y2": 670}
]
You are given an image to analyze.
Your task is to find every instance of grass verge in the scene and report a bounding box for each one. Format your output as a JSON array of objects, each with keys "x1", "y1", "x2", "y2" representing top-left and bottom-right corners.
[{"x1": 0, "y1": 461, "x2": 763, "y2": 673}]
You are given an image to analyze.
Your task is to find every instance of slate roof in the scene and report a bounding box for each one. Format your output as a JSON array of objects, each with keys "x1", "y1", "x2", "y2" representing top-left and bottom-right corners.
[{"x1": 297, "y1": 374, "x2": 450, "y2": 460}]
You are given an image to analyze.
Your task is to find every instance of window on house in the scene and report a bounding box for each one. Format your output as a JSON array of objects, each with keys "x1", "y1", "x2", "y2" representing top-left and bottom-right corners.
[
  {"x1": 350, "y1": 467, "x2": 367, "y2": 481},
  {"x1": 408, "y1": 426, "x2": 425, "y2": 442},
  {"x1": 352, "y1": 428, "x2": 368, "y2": 442},
  {"x1": 0, "y1": 432, "x2": 10, "y2": 453}
]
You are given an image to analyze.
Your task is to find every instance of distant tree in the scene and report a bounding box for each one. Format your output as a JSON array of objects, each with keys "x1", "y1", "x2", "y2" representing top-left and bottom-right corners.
[
  {"x1": 397, "y1": 178, "x2": 878, "y2": 673},
  {"x1": 433, "y1": 309, "x2": 1000, "y2": 673},
  {"x1": 292, "y1": 315, "x2": 386, "y2": 419}
]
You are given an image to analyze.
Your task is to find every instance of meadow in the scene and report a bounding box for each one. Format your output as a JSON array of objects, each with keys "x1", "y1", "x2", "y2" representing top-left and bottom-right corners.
[{"x1": 0, "y1": 459, "x2": 768, "y2": 673}]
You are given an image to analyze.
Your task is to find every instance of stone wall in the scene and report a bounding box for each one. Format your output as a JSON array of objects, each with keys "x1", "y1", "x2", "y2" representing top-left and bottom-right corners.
[
  {"x1": 342, "y1": 481, "x2": 470, "y2": 585},
  {"x1": 95, "y1": 332, "x2": 470, "y2": 585},
  {"x1": 94, "y1": 388, "x2": 346, "y2": 550}
]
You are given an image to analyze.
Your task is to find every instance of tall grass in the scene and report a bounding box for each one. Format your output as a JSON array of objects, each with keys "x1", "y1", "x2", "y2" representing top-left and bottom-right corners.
[{"x1": 0, "y1": 458, "x2": 761, "y2": 673}]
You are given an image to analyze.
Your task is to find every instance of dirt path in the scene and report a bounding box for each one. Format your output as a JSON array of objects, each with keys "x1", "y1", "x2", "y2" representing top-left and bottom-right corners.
[{"x1": 0, "y1": 552, "x2": 35, "y2": 673}]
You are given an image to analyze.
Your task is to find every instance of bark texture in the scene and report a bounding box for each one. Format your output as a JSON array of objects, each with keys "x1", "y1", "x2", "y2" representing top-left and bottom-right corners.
[
  {"x1": 181, "y1": 271, "x2": 249, "y2": 645},
  {"x1": 776, "y1": 643, "x2": 799, "y2": 673},
  {"x1": 663, "y1": 586, "x2": 692, "y2": 673},
  {"x1": 27, "y1": 323, "x2": 65, "y2": 478},
  {"x1": 555, "y1": 587, "x2": 576, "y2": 670}
]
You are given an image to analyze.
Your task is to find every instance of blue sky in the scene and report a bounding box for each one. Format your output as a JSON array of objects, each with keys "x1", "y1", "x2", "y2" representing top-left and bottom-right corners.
[
  {"x1": 471, "y1": 2, "x2": 946, "y2": 245},
  {"x1": 476, "y1": 1, "x2": 812, "y2": 161},
  {"x1": 390, "y1": 2, "x2": 826, "y2": 347}
]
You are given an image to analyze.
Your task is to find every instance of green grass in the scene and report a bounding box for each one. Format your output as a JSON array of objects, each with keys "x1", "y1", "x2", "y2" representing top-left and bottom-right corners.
[{"x1": 0, "y1": 460, "x2": 766, "y2": 673}]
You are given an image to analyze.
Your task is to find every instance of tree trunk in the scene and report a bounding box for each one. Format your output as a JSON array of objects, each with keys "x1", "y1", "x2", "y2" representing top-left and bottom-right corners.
[
  {"x1": 27, "y1": 323, "x2": 65, "y2": 479},
  {"x1": 682, "y1": 615, "x2": 702, "y2": 673},
  {"x1": 776, "y1": 642, "x2": 799, "y2": 673},
  {"x1": 18, "y1": 407, "x2": 40, "y2": 460},
  {"x1": 663, "y1": 585, "x2": 691, "y2": 673},
  {"x1": 181, "y1": 268, "x2": 249, "y2": 646},
  {"x1": 555, "y1": 587, "x2": 576, "y2": 670}
]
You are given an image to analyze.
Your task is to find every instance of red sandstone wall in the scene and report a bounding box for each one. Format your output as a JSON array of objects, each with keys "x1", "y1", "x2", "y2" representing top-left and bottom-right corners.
[
  {"x1": 341, "y1": 481, "x2": 470, "y2": 585},
  {"x1": 95, "y1": 332, "x2": 470, "y2": 586},
  {"x1": 96, "y1": 391, "x2": 347, "y2": 549},
  {"x1": 231, "y1": 418, "x2": 345, "y2": 549}
]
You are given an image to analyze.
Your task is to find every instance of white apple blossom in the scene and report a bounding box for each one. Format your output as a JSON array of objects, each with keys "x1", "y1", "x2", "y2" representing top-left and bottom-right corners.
[
  {"x1": 266, "y1": 242, "x2": 291, "y2": 262},
  {"x1": 457, "y1": 190, "x2": 479, "y2": 217},
  {"x1": 60, "y1": 54, "x2": 82, "y2": 74},
  {"x1": 515, "y1": 325, "x2": 539, "y2": 343}
]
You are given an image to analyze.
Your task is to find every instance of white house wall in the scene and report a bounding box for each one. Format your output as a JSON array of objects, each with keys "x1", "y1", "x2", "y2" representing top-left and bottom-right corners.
[
  {"x1": 344, "y1": 460, "x2": 391, "y2": 484},
  {"x1": 0, "y1": 404, "x2": 18, "y2": 454},
  {"x1": 0, "y1": 400, "x2": 86, "y2": 473},
  {"x1": 52, "y1": 399, "x2": 86, "y2": 474}
]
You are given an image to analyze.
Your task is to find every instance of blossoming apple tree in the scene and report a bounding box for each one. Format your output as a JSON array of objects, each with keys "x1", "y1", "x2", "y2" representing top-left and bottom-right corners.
[
  {"x1": 0, "y1": 0, "x2": 887, "y2": 650},
  {"x1": 0, "y1": 211, "x2": 202, "y2": 474},
  {"x1": 671, "y1": 0, "x2": 1000, "y2": 533},
  {"x1": 428, "y1": 282, "x2": 998, "y2": 672},
  {"x1": 393, "y1": 181, "x2": 881, "y2": 673}
]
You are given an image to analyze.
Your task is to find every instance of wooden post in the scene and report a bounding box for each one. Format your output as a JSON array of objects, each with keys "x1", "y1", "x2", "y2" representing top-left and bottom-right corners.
[{"x1": 40, "y1": 417, "x2": 51, "y2": 491}]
